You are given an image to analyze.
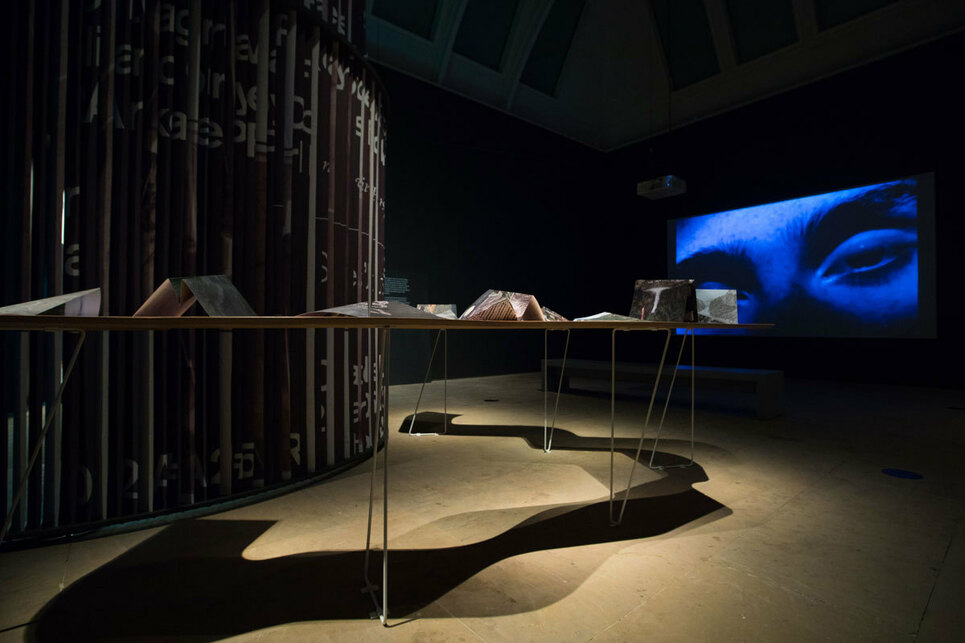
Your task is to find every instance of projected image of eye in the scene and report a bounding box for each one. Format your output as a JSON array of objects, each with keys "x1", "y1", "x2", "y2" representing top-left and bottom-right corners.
[
  {"x1": 808, "y1": 226, "x2": 918, "y2": 323},
  {"x1": 817, "y1": 229, "x2": 917, "y2": 286},
  {"x1": 669, "y1": 174, "x2": 934, "y2": 337}
]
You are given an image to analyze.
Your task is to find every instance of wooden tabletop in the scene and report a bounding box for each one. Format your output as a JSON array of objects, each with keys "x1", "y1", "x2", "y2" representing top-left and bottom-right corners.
[{"x1": 0, "y1": 315, "x2": 773, "y2": 332}]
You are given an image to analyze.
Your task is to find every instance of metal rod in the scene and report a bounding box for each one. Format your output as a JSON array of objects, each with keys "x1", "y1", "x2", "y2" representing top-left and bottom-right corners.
[
  {"x1": 407, "y1": 329, "x2": 442, "y2": 435},
  {"x1": 546, "y1": 329, "x2": 570, "y2": 453},
  {"x1": 690, "y1": 329, "x2": 695, "y2": 463},
  {"x1": 366, "y1": 324, "x2": 373, "y2": 471},
  {"x1": 543, "y1": 330, "x2": 548, "y2": 450},
  {"x1": 362, "y1": 346, "x2": 379, "y2": 598},
  {"x1": 363, "y1": 327, "x2": 389, "y2": 620},
  {"x1": 381, "y1": 327, "x2": 391, "y2": 626},
  {"x1": 648, "y1": 328, "x2": 689, "y2": 469},
  {"x1": 442, "y1": 329, "x2": 447, "y2": 434},
  {"x1": 1, "y1": 330, "x2": 86, "y2": 547},
  {"x1": 613, "y1": 329, "x2": 672, "y2": 526},
  {"x1": 609, "y1": 329, "x2": 617, "y2": 525}
]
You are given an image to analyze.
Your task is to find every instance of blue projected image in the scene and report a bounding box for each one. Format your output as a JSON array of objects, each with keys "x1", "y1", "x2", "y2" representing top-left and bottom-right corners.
[{"x1": 669, "y1": 177, "x2": 934, "y2": 337}]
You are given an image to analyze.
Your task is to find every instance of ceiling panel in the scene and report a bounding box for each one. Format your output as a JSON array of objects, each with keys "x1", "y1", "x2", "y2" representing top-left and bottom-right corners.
[
  {"x1": 452, "y1": 0, "x2": 520, "y2": 70},
  {"x1": 651, "y1": 0, "x2": 721, "y2": 89},
  {"x1": 726, "y1": 0, "x2": 798, "y2": 63},
  {"x1": 371, "y1": 0, "x2": 440, "y2": 40},
  {"x1": 519, "y1": 0, "x2": 586, "y2": 96}
]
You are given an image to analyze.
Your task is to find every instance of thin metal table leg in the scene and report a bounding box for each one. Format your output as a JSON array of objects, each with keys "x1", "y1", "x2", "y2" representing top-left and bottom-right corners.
[
  {"x1": 0, "y1": 330, "x2": 86, "y2": 547},
  {"x1": 689, "y1": 330, "x2": 695, "y2": 462},
  {"x1": 545, "y1": 329, "x2": 570, "y2": 453},
  {"x1": 543, "y1": 330, "x2": 548, "y2": 451},
  {"x1": 612, "y1": 329, "x2": 672, "y2": 526},
  {"x1": 648, "y1": 328, "x2": 692, "y2": 470},
  {"x1": 443, "y1": 329, "x2": 447, "y2": 434},
  {"x1": 363, "y1": 339, "x2": 380, "y2": 615},
  {"x1": 381, "y1": 328, "x2": 391, "y2": 626},
  {"x1": 363, "y1": 328, "x2": 391, "y2": 624},
  {"x1": 407, "y1": 329, "x2": 444, "y2": 436},
  {"x1": 609, "y1": 330, "x2": 618, "y2": 525}
]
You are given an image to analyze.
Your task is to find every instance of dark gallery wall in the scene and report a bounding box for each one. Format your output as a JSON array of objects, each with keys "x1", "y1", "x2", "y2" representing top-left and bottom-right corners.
[
  {"x1": 380, "y1": 29, "x2": 965, "y2": 387},
  {"x1": 377, "y1": 66, "x2": 609, "y2": 383}
]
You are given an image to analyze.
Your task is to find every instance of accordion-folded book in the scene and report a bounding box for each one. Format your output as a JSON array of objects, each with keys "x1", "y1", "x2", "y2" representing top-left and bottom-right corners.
[
  {"x1": 460, "y1": 290, "x2": 546, "y2": 321},
  {"x1": 540, "y1": 307, "x2": 568, "y2": 321},
  {"x1": 575, "y1": 311, "x2": 640, "y2": 322},
  {"x1": 0, "y1": 288, "x2": 101, "y2": 316},
  {"x1": 134, "y1": 275, "x2": 254, "y2": 317},
  {"x1": 301, "y1": 300, "x2": 440, "y2": 318}
]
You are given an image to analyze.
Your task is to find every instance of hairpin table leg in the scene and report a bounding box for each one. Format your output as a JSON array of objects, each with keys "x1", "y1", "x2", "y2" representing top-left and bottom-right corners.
[
  {"x1": 363, "y1": 328, "x2": 391, "y2": 625},
  {"x1": 649, "y1": 328, "x2": 696, "y2": 470},
  {"x1": 0, "y1": 329, "x2": 86, "y2": 547},
  {"x1": 610, "y1": 329, "x2": 671, "y2": 526},
  {"x1": 543, "y1": 329, "x2": 570, "y2": 453},
  {"x1": 407, "y1": 329, "x2": 447, "y2": 436}
]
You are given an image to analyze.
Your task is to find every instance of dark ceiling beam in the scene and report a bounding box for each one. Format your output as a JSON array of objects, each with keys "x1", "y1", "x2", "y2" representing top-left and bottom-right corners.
[
  {"x1": 434, "y1": 0, "x2": 469, "y2": 83},
  {"x1": 642, "y1": 0, "x2": 674, "y2": 134},
  {"x1": 704, "y1": 0, "x2": 738, "y2": 71},
  {"x1": 363, "y1": 0, "x2": 468, "y2": 82},
  {"x1": 503, "y1": 0, "x2": 554, "y2": 109}
]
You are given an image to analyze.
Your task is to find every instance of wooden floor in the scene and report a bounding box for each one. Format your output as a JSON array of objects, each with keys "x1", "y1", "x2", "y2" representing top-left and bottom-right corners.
[{"x1": 2, "y1": 373, "x2": 964, "y2": 642}]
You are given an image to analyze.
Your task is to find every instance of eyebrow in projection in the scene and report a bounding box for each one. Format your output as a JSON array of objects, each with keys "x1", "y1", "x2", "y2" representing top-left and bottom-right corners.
[{"x1": 675, "y1": 245, "x2": 762, "y2": 296}]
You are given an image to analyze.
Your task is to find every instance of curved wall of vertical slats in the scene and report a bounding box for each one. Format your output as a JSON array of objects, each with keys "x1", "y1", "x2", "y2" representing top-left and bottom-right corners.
[{"x1": 0, "y1": 0, "x2": 386, "y2": 543}]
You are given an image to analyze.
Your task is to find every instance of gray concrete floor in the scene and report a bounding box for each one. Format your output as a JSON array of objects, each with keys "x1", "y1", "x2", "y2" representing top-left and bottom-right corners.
[{"x1": 2, "y1": 373, "x2": 964, "y2": 642}]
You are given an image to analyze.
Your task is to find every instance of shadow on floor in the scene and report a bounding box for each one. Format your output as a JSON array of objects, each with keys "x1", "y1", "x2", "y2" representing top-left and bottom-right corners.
[
  {"x1": 29, "y1": 418, "x2": 728, "y2": 641},
  {"x1": 403, "y1": 411, "x2": 725, "y2": 483}
]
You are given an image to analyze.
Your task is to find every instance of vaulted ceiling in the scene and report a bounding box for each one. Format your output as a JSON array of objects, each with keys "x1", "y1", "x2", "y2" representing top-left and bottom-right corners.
[{"x1": 365, "y1": 0, "x2": 965, "y2": 151}]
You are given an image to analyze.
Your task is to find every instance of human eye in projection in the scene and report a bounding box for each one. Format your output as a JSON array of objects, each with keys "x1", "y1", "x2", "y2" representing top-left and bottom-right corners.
[
  {"x1": 803, "y1": 183, "x2": 918, "y2": 320},
  {"x1": 670, "y1": 177, "x2": 929, "y2": 336},
  {"x1": 816, "y1": 229, "x2": 917, "y2": 287}
]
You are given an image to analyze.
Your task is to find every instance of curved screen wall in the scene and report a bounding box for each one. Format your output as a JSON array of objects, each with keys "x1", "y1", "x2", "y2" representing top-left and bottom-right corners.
[{"x1": 0, "y1": 0, "x2": 385, "y2": 542}]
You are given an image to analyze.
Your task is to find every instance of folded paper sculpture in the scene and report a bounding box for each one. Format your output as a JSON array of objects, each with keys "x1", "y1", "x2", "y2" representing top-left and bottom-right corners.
[
  {"x1": 629, "y1": 279, "x2": 696, "y2": 322},
  {"x1": 696, "y1": 289, "x2": 738, "y2": 324},
  {"x1": 302, "y1": 300, "x2": 440, "y2": 318},
  {"x1": 574, "y1": 312, "x2": 640, "y2": 322},
  {"x1": 417, "y1": 304, "x2": 458, "y2": 319},
  {"x1": 541, "y1": 307, "x2": 568, "y2": 321},
  {"x1": 460, "y1": 290, "x2": 545, "y2": 321},
  {"x1": 0, "y1": 288, "x2": 101, "y2": 316},
  {"x1": 134, "y1": 275, "x2": 255, "y2": 317}
]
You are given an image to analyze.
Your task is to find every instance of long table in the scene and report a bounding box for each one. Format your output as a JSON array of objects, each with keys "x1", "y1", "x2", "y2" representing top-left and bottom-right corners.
[{"x1": 0, "y1": 315, "x2": 770, "y2": 624}]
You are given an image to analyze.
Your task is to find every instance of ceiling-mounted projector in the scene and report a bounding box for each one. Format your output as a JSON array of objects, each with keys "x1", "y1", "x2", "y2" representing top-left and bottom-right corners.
[{"x1": 637, "y1": 175, "x2": 686, "y2": 199}]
